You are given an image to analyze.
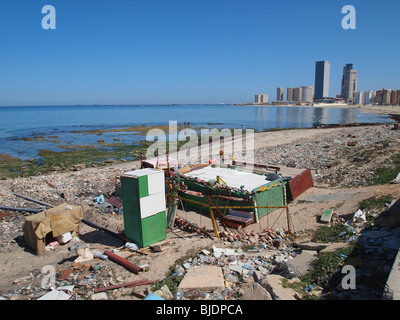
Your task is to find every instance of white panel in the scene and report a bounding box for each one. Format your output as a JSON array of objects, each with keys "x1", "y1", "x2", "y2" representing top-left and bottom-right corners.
[
  {"x1": 147, "y1": 170, "x2": 165, "y2": 195},
  {"x1": 140, "y1": 192, "x2": 166, "y2": 219},
  {"x1": 123, "y1": 168, "x2": 160, "y2": 178}
]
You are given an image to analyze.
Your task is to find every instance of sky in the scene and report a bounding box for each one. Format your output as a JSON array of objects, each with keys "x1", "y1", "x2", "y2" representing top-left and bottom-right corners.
[{"x1": 0, "y1": 0, "x2": 399, "y2": 106}]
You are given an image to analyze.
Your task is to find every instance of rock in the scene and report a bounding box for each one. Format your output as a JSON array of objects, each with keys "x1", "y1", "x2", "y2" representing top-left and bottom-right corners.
[
  {"x1": 72, "y1": 164, "x2": 85, "y2": 171},
  {"x1": 254, "y1": 273, "x2": 297, "y2": 300},
  {"x1": 91, "y1": 292, "x2": 108, "y2": 300},
  {"x1": 229, "y1": 264, "x2": 243, "y2": 274},
  {"x1": 240, "y1": 282, "x2": 272, "y2": 300}
]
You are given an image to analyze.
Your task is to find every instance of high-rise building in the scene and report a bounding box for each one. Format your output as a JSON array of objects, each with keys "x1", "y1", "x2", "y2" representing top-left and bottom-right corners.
[
  {"x1": 341, "y1": 64, "x2": 358, "y2": 103},
  {"x1": 375, "y1": 89, "x2": 383, "y2": 105},
  {"x1": 375, "y1": 89, "x2": 393, "y2": 105},
  {"x1": 355, "y1": 91, "x2": 365, "y2": 105},
  {"x1": 314, "y1": 61, "x2": 330, "y2": 100},
  {"x1": 287, "y1": 88, "x2": 293, "y2": 102},
  {"x1": 397, "y1": 90, "x2": 400, "y2": 106},
  {"x1": 391, "y1": 90, "x2": 398, "y2": 105},
  {"x1": 364, "y1": 90, "x2": 375, "y2": 105},
  {"x1": 254, "y1": 94, "x2": 268, "y2": 104},
  {"x1": 277, "y1": 87, "x2": 284, "y2": 101},
  {"x1": 293, "y1": 87, "x2": 302, "y2": 102},
  {"x1": 301, "y1": 86, "x2": 314, "y2": 103},
  {"x1": 382, "y1": 89, "x2": 392, "y2": 105}
]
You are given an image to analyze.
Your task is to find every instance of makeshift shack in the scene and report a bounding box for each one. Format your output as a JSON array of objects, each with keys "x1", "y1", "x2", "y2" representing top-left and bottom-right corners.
[
  {"x1": 23, "y1": 203, "x2": 83, "y2": 256},
  {"x1": 176, "y1": 165, "x2": 288, "y2": 225}
]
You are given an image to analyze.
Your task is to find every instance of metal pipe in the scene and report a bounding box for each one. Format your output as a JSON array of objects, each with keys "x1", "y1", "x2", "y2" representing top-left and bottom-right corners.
[
  {"x1": 0, "y1": 206, "x2": 42, "y2": 214},
  {"x1": 94, "y1": 279, "x2": 158, "y2": 293},
  {"x1": 81, "y1": 219, "x2": 129, "y2": 242},
  {"x1": 104, "y1": 250, "x2": 143, "y2": 274},
  {"x1": 12, "y1": 192, "x2": 54, "y2": 208}
]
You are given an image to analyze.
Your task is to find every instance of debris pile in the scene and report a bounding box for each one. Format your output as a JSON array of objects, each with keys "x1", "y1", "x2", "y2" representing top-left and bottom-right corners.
[{"x1": 254, "y1": 125, "x2": 400, "y2": 187}]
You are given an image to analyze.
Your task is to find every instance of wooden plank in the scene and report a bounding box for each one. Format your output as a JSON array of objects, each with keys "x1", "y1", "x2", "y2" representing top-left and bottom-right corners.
[
  {"x1": 150, "y1": 239, "x2": 170, "y2": 252},
  {"x1": 116, "y1": 251, "x2": 136, "y2": 259},
  {"x1": 58, "y1": 268, "x2": 73, "y2": 281},
  {"x1": 77, "y1": 265, "x2": 90, "y2": 280}
]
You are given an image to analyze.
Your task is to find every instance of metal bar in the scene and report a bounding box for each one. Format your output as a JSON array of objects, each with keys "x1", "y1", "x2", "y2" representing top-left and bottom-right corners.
[
  {"x1": 175, "y1": 216, "x2": 213, "y2": 238},
  {"x1": 0, "y1": 206, "x2": 42, "y2": 214},
  {"x1": 94, "y1": 279, "x2": 158, "y2": 293},
  {"x1": 174, "y1": 195, "x2": 287, "y2": 210},
  {"x1": 12, "y1": 192, "x2": 54, "y2": 208},
  {"x1": 81, "y1": 219, "x2": 129, "y2": 242},
  {"x1": 104, "y1": 250, "x2": 143, "y2": 274},
  {"x1": 209, "y1": 208, "x2": 220, "y2": 239}
]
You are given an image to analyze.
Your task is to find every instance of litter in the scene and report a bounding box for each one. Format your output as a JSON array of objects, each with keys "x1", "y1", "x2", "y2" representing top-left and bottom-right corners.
[
  {"x1": 212, "y1": 245, "x2": 239, "y2": 258},
  {"x1": 94, "y1": 195, "x2": 105, "y2": 204},
  {"x1": 390, "y1": 173, "x2": 400, "y2": 184},
  {"x1": 104, "y1": 250, "x2": 143, "y2": 274},
  {"x1": 74, "y1": 244, "x2": 94, "y2": 263},
  {"x1": 353, "y1": 209, "x2": 367, "y2": 224},
  {"x1": 37, "y1": 289, "x2": 71, "y2": 300}
]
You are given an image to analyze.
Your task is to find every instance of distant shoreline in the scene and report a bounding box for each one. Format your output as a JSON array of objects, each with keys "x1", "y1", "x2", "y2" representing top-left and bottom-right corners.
[{"x1": 236, "y1": 102, "x2": 400, "y2": 115}]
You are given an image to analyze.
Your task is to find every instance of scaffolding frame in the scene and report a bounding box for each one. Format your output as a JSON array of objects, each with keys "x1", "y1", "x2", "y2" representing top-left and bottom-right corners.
[{"x1": 167, "y1": 193, "x2": 294, "y2": 240}]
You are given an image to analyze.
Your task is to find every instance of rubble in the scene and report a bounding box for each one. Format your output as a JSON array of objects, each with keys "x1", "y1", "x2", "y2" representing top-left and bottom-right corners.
[
  {"x1": 254, "y1": 125, "x2": 400, "y2": 187},
  {"x1": 1, "y1": 126, "x2": 400, "y2": 300}
]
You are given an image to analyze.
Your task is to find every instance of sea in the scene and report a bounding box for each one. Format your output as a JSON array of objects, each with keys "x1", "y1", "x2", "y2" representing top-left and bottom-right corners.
[{"x1": 0, "y1": 104, "x2": 394, "y2": 160}]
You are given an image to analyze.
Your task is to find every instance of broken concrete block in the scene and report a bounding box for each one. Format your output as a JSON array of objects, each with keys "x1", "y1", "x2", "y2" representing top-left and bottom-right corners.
[
  {"x1": 262, "y1": 275, "x2": 297, "y2": 300},
  {"x1": 240, "y1": 282, "x2": 272, "y2": 300},
  {"x1": 320, "y1": 209, "x2": 334, "y2": 223},
  {"x1": 318, "y1": 242, "x2": 350, "y2": 256},
  {"x1": 298, "y1": 242, "x2": 329, "y2": 251},
  {"x1": 229, "y1": 264, "x2": 243, "y2": 274},
  {"x1": 91, "y1": 292, "x2": 108, "y2": 300},
  {"x1": 178, "y1": 266, "x2": 225, "y2": 293},
  {"x1": 286, "y1": 250, "x2": 317, "y2": 277}
]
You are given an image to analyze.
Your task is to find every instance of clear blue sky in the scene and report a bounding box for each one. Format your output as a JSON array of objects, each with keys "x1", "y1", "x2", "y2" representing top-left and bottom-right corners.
[{"x1": 0, "y1": 0, "x2": 399, "y2": 106}]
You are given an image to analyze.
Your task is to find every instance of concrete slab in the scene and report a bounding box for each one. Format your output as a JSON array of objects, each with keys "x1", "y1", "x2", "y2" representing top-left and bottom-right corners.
[
  {"x1": 287, "y1": 250, "x2": 317, "y2": 276},
  {"x1": 240, "y1": 282, "x2": 272, "y2": 300},
  {"x1": 299, "y1": 242, "x2": 329, "y2": 251},
  {"x1": 263, "y1": 275, "x2": 297, "y2": 300},
  {"x1": 383, "y1": 249, "x2": 400, "y2": 300},
  {"x1": 178, "y1": 266, "x2": 225, "y2": 292},
  {"x1": 318, "y1": 242, "x2": 350, "y2": 256}
]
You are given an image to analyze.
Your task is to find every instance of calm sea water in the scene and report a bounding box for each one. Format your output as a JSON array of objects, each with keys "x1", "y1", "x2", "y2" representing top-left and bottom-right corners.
[{"x1": 0, "y1": 104, "x2": 394, "y2": 160}]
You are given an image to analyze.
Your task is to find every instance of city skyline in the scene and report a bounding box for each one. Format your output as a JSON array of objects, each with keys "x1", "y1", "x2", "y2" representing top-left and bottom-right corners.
[{"x1": 0, "y1": 1, "x2": 399, "y2": 106}]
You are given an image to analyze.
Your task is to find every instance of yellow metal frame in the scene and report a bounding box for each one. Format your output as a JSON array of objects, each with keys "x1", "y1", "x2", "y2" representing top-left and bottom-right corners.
[{"x1": 168, "y1": 194, "x2": 293, "y2": 239}]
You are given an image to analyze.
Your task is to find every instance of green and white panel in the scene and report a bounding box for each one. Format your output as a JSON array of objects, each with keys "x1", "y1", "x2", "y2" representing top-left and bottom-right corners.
[{"x1": 121, "y1": 168, "x2": 167, "y2": 247}]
